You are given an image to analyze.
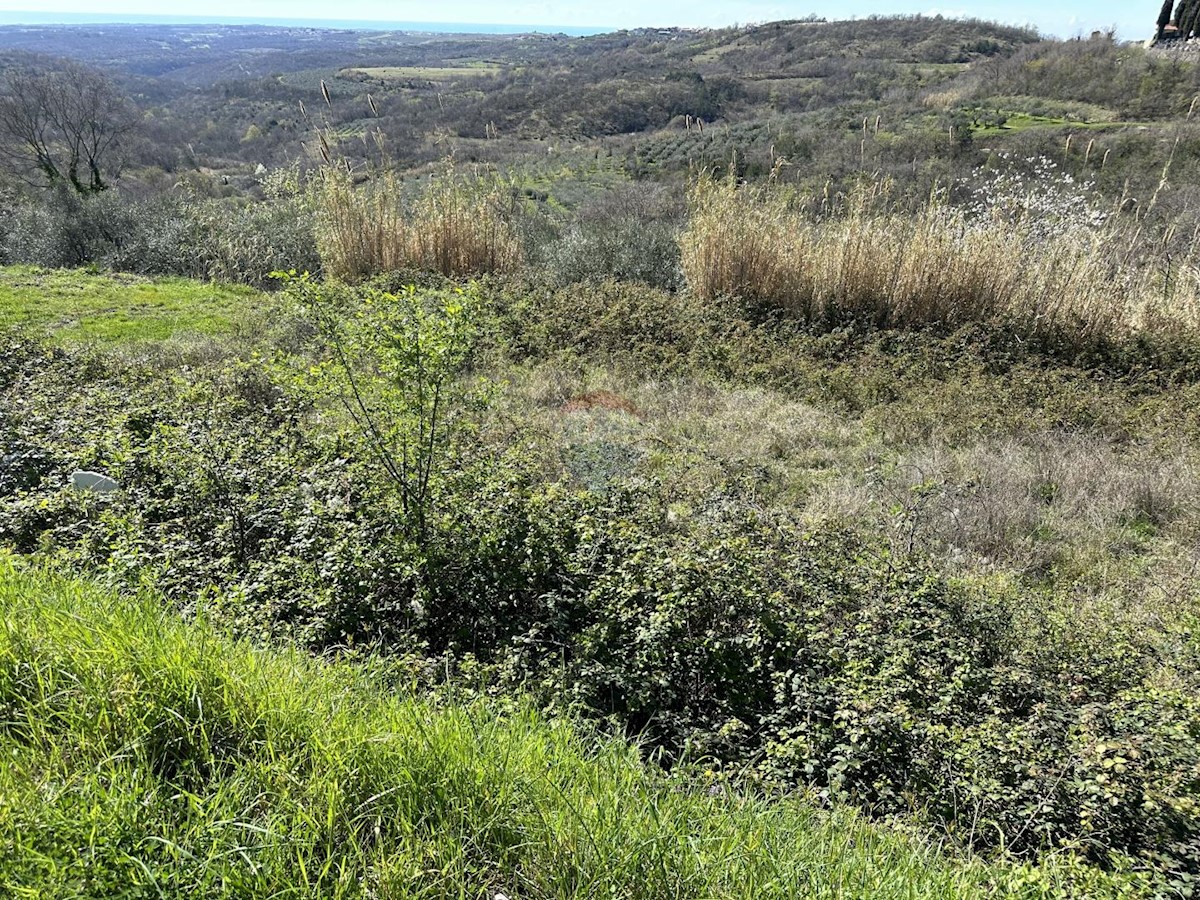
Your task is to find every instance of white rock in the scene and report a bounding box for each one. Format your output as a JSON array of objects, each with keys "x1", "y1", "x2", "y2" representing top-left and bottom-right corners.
[{"x1": 69, "y1": 471, "x2": 120, "y2": 493}]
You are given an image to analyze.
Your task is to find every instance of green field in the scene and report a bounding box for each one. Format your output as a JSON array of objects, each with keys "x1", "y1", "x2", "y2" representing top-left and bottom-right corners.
[
  {"x1": 971, "y1": 111, "x2": 1151, "y2": 136},
  {"x1": 341, "y1": 64, "x2": 504, "y2": 81},
  {"x1": 0, "y1": 267, "x2": 267, "y2": 345},
  {"x1": 964, "y1": 95, "x2": 1150, "y2": 136}
]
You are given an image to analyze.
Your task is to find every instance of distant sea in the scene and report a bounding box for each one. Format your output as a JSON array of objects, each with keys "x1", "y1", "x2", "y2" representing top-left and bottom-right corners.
[{"x1": 0, "y1": 10, "x2": 609, "y2": 35}]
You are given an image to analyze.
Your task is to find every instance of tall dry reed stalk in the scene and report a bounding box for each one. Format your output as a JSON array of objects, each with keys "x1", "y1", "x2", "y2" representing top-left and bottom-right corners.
[
  {"x1": 315, "y1": 166, "x2": 522, "y2": 281},
  {"x1": 680, "y1": 174, "x2": 1199, "y2": 342}
]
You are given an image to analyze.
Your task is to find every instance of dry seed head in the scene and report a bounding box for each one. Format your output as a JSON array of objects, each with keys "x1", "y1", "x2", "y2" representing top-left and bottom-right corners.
[
  {"x1": 367, "y1": 93, "x2": 379, "y2": 117},
  {"x1": 321, "y1": 80, "x2": 332, "y2": 107}
]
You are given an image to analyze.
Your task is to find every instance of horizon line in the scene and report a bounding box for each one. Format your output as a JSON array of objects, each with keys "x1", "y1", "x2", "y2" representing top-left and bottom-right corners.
[
  {"x1": 0, "y1": 8, "x2": 1115, "y2": 41},
  {"x1": 0, "y1": 9, "x2": 617, "y2": 34}
]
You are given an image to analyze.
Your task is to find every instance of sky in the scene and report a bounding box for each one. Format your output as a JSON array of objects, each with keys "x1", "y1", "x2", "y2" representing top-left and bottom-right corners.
[{"x1": 0, "y1": 1, "x2": 1157, "y2": 42}]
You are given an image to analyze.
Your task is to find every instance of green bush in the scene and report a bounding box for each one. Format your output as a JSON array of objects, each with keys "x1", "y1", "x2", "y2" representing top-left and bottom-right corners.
[
  {"x1": 0, "y1": 185, "x2": 138, "y2": 269},
  {"x1": 3, "y1": 562, "x2": 1144, "y2": 899},
  {"x1": 537, "y1": 185, "x2": 685, "y2": 291},
  {"x1": 541, "y1": 217, "x2": 682, "y2": 290},
  {"x1": 0, "y1": 185, "x2": 318, "y2": 287}
]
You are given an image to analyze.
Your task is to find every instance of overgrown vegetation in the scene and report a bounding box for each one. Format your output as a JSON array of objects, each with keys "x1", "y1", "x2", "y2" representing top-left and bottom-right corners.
[
  {"x1": 3, "y1": 561, "x2": 1146, "y2": 898},
  {"x1": 3, "y1": 262, "x2": 1199, "y2": 892},
  {"x1": 0, "y1": 171, "x2": 318, "y2": 287},
  {"x1": 4, "y1": 12, "x2": 1200, "y2": 897},
  {"x1": 315, "y1": 167, "x2": 522, "y2": 281}
]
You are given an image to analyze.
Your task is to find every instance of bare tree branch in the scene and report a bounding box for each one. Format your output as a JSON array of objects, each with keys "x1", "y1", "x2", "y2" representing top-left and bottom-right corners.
[{"x1": 0, "y1": 59, "x2": 138, "y2": 192}]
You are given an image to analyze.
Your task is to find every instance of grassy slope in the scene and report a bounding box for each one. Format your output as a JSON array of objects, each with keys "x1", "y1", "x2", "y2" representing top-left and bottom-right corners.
[
  {"x1": 0, "y1": 561, "x2": 1134, "y2": 899},
  {"x1": 0, "y1": 267, "x2": 1177, "y2": 897},
  {"x1": 0, "y1": 267, "x2": 266, "y2": 346}
]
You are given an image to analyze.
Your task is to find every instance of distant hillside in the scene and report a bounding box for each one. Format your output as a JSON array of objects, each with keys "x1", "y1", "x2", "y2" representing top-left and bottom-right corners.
[
  {"x1": 0, "y1": 15, "x2": 1039, "y2": 84},
  {"x1": 0, "y1": 14, "x2": 1196, "y2": 247},
  {"x1": 0, "y1": 15, "x2": 1047, "y2": 173}
]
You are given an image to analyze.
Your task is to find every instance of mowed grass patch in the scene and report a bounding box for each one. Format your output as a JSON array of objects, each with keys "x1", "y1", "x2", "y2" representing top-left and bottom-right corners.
[
  {"x1": 971, "y1": 112, "x2": 1147, "y2": 136},
  {"x1": 0, "y1": 561, "x2": 1144, "y2": 899},
  {"x1": 0, "y1": 266, "x2": 268, "y2": 346},
  {"x1": 341, "y1": 64, "x2": 503, "y2": 81}
]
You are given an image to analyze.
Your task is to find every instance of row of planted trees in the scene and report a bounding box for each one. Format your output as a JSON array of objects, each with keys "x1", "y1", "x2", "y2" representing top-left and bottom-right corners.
[{"x1": 1157, "y1": 0, "x2": 1200, "y2": 40}]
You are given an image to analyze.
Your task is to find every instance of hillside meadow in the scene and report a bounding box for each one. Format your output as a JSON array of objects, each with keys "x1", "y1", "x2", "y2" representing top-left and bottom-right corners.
[
  {"x1": 3, "y1": 237, "x2": 1200, "y2": 895},
  {"x1": 3, "y1": 12, "x2": 1200, "y2": 898},
  {"x1": 3, "y1": 559, "x2": 1145, "y2": 899}
]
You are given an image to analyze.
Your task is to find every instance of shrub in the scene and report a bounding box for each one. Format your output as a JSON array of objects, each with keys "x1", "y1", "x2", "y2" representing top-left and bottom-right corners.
[
  {"x1": 1, "y1": 185, "x2": 139, "y2": 269},
  {"x1": 283, "y1": 275, "x2": 486, "y2": 546},
  {"x1": 538, "y1": 182, "x2": 684, "y2": 290},
  {"x1": 491, "y1": 275, "x2": 721, "y2": 373},
  {"x1": 0, "y1": 182, "x2": 319, "y2": 287},
  {"x1": 542, "y1": 218, "x2": 682, "y2": 290}
]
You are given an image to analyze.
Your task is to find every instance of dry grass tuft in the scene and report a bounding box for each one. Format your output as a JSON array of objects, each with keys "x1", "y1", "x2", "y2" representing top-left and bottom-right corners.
[
  {"x1": 809, "y1": 433, "x2": 1200, "y2": 577},
  {"x1": 315, "y1": 167, "x2": 522, "y2": 281},
  {"x1": 680, "y1": 173, "x2": 1200, "y2": 343},
  {"x1": 561, "y1": 390, "x2": 644, "y2": 418}
]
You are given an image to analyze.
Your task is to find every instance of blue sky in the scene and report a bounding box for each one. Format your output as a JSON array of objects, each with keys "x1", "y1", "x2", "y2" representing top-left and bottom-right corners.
[{"x1": 0, "y1": 1, "x2": 1156, "y2": 41}]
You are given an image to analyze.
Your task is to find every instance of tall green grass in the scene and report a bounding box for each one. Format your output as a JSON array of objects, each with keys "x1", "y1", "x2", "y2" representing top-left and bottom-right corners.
[{"x1": 0, "y1": 561, "x2": 1145, "y2": 898}]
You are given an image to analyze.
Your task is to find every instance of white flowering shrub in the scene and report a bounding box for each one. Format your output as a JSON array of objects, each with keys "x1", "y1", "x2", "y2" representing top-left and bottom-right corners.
[{"x1": 962, "y1": 152, "x2": 1109, "y2": 239}]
